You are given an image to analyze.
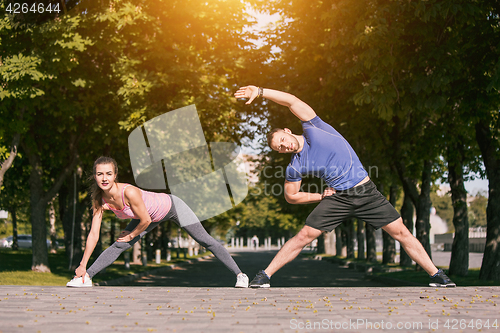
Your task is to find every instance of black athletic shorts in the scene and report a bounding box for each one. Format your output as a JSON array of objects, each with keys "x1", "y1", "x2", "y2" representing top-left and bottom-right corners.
[{"x1": 305, "y1": 180, "x2": 401, "y2": 232}]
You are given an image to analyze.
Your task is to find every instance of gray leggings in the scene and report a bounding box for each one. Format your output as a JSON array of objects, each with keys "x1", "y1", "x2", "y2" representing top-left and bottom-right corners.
[{"x1": 86, "y1": 195, "x2": 242, "y2": 278}]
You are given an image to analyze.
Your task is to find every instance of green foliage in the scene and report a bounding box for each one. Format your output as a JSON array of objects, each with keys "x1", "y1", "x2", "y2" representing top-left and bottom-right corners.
[
  {"x1": 239, "y1": 184, "x2": 302, "y2": 234},
  {"x1": 0, "y1": 219, "x2": 11, "y2": 237},
  {"x1": 0, "y1": 212, "x2": 31, "y2": 238},
  {"x1": 0, "y1": 54, "x2": 46, "y2": 99},
  {"x1": 205, "y1": 181, "x2": 305, "y2": 242}
]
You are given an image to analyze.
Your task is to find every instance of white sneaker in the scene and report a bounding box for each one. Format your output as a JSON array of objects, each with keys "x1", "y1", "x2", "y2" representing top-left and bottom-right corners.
[
  {"x1": 66, "y1": 274, "x2": 93, "y2": 287},
  {"x1": 235, "y1": 273, "x2": 249, "y2": 288}
]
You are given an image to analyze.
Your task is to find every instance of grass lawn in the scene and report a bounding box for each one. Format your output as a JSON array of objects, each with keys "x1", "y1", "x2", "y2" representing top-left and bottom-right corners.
[
  {"x1": 374, "y1": 268, "x2": 500, "y2": 287},
  {"x1": 0, "y1": 248, "x2": 209, "y2": 286}
]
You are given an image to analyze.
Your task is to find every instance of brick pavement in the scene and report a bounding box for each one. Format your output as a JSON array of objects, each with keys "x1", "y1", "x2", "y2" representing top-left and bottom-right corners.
[
  {"x1": 1, "y1": 285, "x2": 499, "y2": 333},
  {"x1": 0, "y1": 250, "x2": 499, "y2": 333}
]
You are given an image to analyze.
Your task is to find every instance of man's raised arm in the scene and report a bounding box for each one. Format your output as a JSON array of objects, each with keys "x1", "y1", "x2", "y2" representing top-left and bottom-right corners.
[{"x1": 234, "y1": 86, "x2": 316, "y2": 122}]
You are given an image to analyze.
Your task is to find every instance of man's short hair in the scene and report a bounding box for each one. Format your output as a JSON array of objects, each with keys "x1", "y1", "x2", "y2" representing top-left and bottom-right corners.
[{"x1": 266, "y1": 128, "x2": 284, "y2": 147}]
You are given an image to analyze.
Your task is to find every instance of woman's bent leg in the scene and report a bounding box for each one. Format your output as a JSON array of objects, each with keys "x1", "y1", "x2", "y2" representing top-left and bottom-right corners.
[
  {"x1": 183, "y1": 223, "x2": 242, "y2": 275},
  {"x1": 86, "y1": 241, "x2": 132, "y2": 278},
  {"x1": 168, "y1": 195, "x2": 242, "y2": 276}
]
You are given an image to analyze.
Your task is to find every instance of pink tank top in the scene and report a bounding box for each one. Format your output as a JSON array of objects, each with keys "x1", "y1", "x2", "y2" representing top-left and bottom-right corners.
[{"x1": 102, "y1": 184, "x2": 171, "y2": 222}]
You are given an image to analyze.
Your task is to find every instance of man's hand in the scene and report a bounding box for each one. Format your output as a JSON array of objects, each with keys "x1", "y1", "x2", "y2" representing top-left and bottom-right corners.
[
  {"x1": 234, "y1": 86, "x2": 259, "y2": 104},
  {"x1": 321, "y1": 187, "x2": 336, "y2": 199},
  {"x1": 117, "y1": 230, "x2": 134, "y2": 243}
]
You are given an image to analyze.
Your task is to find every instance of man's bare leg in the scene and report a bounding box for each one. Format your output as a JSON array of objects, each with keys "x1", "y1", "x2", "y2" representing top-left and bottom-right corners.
[
  {"x1": 382, "y1": 218, "x2": 438, "y2": 276},
  {"x1": 264, "y1": 225, "x2": 322, "y2": 277}
]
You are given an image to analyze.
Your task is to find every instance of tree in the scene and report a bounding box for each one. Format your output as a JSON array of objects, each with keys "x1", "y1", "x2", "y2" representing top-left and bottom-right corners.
[
  {"x1": 259, "y1": 1, "x2": 500, "y2": 274},
  {"x1": 58, "y1": 170, "x2": 88, "y2": 269},
  {"x1": 382, "y1": 185, "x2": 397, "y2": 264},
  {"x1": 476, "y1": 115, "x2": 500, "y2": 280},
  {"x1": 0, "y1": 10, "x2": 90, "y2": 271},
  {"x1": 365, "y1": 223, "x2": 377, "y2": 262},
  {"x1": 257, "y1": 0, "x2": 445, "y2": 262},
  {"x1": 447, "y1": 141, "x2": 469, "y2": 276},
  {"x1": 399, "y1": 192, "x2": 414, "y2": 267},
  {"x1": 356, "y1": 219, "x2": 365, "y2": 260},
  {"x1": 236, "y1": 182, "x2": 305, "y2": 240},
  {"x1": 2, "y1": 0, "x2": 263, "y2": 271}
]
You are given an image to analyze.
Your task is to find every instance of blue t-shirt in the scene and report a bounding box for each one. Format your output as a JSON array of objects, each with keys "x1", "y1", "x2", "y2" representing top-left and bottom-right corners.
[{"x1": 285, "y1": 116, "x2": 368, "y2": 190}]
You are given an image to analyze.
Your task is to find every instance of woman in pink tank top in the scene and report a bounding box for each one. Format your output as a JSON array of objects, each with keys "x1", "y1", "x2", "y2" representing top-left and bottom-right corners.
[{"x1": 66, "y1": 156, "x2": 249, "y2": 288}]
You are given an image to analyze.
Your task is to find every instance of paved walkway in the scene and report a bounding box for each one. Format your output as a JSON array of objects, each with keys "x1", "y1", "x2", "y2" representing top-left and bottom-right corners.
[{"x1": 1, "y1": 250, "x2": 498, "y2": 333}]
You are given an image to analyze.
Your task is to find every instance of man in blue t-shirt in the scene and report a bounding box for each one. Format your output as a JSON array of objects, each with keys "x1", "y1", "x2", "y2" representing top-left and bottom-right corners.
[{"x1": 235, "y1": 85, "x2": 455, "y2": 288}]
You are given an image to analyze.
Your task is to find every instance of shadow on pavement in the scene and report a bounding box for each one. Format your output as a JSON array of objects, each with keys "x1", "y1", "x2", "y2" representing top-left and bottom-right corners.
[{"x1": 123, "y1": 250, "x2": 388, "y2": 288}]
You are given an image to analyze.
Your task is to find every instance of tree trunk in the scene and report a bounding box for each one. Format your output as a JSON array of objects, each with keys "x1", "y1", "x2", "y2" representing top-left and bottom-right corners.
[
  {"x1": 146, "y1": 230, "x2": 154, "y2": 261},
  {"x1": 346, "y1": 219, "x2": 355, "y2": 259},
  {"x1": 133, "y1": 242, "x2": 142, "y2": 264},
  {"x1": 31, "y1": 202, "x2": 50, "y2": 272},
  {"x1": 391, "y1": 117, "x2": 432, "y2": 266},
  {"x1": 356, "y1": 219, "x2": 365, "y2": 260},
  {"x1": 399, "y1": 192, "x2": 414, "y2": 267},
  {"x1": 48, "y1": 199, "x2": 58, "y2": 254},
  {"x1": 28, "y1": 153, "x2": 51, "y2": 272},
  {"x1": 383, "y1": 185, "x2": 397, "y2": 264},
  {"x1": 340, "y1": 226, "x2": 347, "y2": 257},
  {"x1": 95, "y1": 227, "x2": 103, "y2": 260},
  {"x1": 0, "y1": 133, "x2": 20, "y2": 193},
  {"x1": 365, "y1": 222, "x2": 377, "y2": 262},
  {"x1": 316, "y1": 233, "x2": 325, "y2": 254},
  {"x1": 110, "y1": 218, "x2": 116, "y2": 245},
  {"x1": 335, "y1": 226, "x2": 343, "y2": 257},
  {"x1": 10, "y1": 206, "x2": 18, "y2": 250},
  {"x1": 415, "y1": 160, "x2": 433, "y2": 264},
  {"x1": 476, "y1": 121, "x2": 500, "y2": 281},
  {"x1": 448, "y1": 150, "x2": 469, "y2": 276},
  {"x1": 160, "y1": 222, "x2": 166, "y2": 254},
  {"x1": 59, "y1": 172, "x2": 85, "y2": 270},
  {"x1": 165, "y1": 220, "x2": 172, "y2": 251}
]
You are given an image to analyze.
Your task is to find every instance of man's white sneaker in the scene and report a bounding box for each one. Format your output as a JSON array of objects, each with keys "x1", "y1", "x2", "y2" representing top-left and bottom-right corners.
[
  {"x1": 235, "y1": 273, "x2": 249, "y2": 288},
  {"x1": 66, "y1": 275, "x2": 93, "y2": 287}
]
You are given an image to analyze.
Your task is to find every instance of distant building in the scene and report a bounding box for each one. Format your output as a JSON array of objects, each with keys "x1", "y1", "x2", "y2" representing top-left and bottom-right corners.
[{"x1": 430, "y1": 207, "x2": 448, "y2": 244}]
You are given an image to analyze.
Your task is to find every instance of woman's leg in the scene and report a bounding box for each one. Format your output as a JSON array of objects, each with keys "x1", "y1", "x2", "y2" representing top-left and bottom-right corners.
[
  {"x1": 183, "y1": 223, "x2": 242, "y2": 275},
  {"x1": 169, "y1": 195, "x2": 242, "y2": 276},
  {"x1": 86, "y1": 219, "x2": 161, "y2": 278}
]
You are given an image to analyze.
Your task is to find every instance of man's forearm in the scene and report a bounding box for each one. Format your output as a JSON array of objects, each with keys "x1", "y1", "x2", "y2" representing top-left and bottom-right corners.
[
  {"x1": 234, "y1": 85, "x2": 316, "y2": 122},
  {"x1": 285, "y1": 192, "x2": 323, "y2": 205}
]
